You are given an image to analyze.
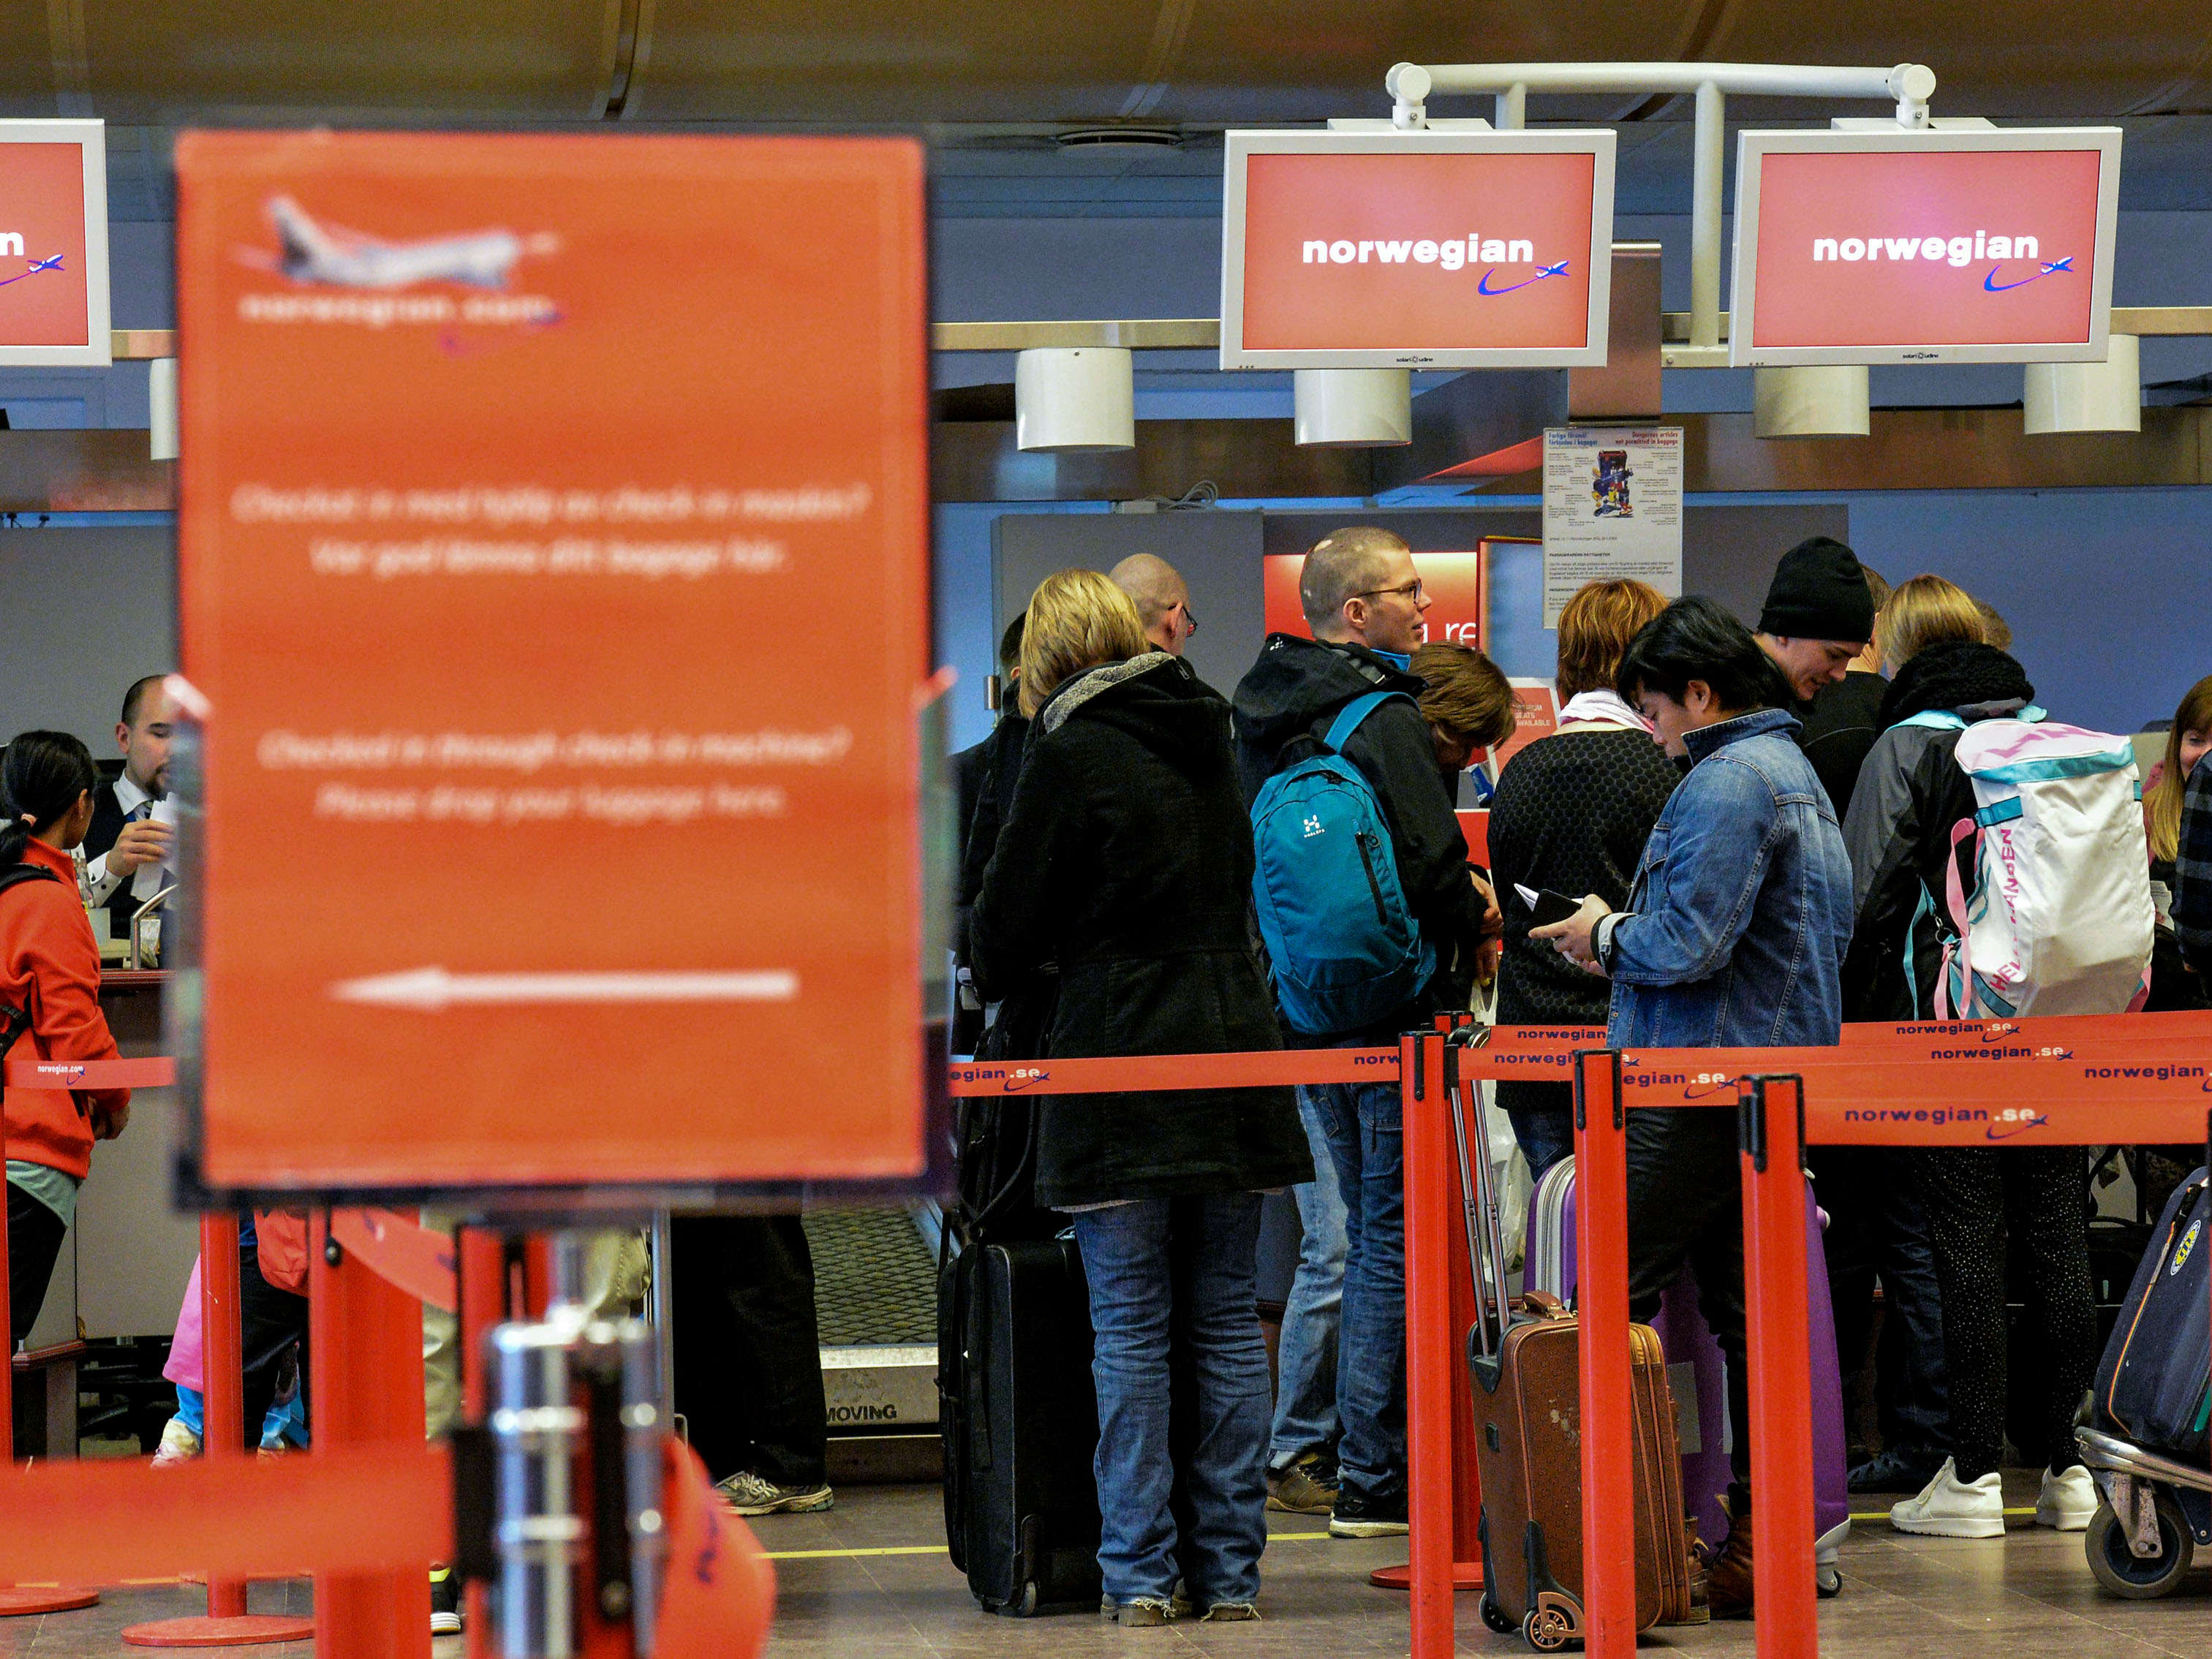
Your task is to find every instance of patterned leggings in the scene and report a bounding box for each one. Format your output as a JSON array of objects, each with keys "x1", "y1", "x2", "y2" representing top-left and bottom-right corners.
[{"x1": 1919, "y1": 1146, "x2": 2096, "y2": 1482}]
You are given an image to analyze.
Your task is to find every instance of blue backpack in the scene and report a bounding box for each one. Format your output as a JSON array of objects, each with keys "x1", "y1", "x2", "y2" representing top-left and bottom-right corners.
[{"x1": 1250, "y1": 691, "x2": 1433, "y2": 1036}]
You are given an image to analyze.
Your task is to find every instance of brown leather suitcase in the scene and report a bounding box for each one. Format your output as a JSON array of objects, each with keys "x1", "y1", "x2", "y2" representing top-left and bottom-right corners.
[{"x1": 1449, "y1": 1070, "x2": 1696, "y2": 1650}]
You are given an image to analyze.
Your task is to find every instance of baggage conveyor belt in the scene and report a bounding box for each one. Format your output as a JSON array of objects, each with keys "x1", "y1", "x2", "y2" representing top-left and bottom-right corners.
[{"x1": 803, "y1": 1208, "x2": 943, "y2": 1470}]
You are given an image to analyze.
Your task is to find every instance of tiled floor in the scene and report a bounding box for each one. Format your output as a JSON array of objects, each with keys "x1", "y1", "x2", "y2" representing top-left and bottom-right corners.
[{"x1": 7, "y1": 1473, "x2": 2205, "y2": 1659}]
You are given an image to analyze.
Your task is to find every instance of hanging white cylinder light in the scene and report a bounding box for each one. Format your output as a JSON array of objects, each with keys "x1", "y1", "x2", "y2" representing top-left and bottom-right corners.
[
  {"x1": 1014, "y1": 347, "x2": 1135, "y2": 452},
  {"x1": 148, "y1": 357, "x2": 179, "y2": 461},
  {"x1": 1293, "y1": 369, "x2": 1412, "y2": 447},
  {"x1": 1754, "y1": 365, "x2": 1870, "y2": 438},
  {"x1": 2023, "y1": 333, "x2": 2140, "y2": 434}
]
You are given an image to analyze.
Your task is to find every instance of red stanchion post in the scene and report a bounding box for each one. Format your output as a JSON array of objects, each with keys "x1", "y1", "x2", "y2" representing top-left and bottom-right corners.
[
  {"x1": 122, "y1": 1214, "x2": 314, "y2": 1645},
  {"x1": 1403, "y1": 1029, "x2": 1457, "y2": 1659},
  {"x1": 312, "y1": 1210, "x2": 434, "y2": 1659},
  {"x1": 0, "y1": 1046, "x2": 101, "y2": 1618},
  {"x1": 1740, "y1": 1077, "x2": 1818, "y2": 1659},
  {"x1": 1375, "y1": 1016, "x2": 1485, "y2": 1595},
  {"x1": 1573, "y1": 1049, "x2": 1637, "y2": 1659},
  {"x1": 458, "y1": 1226, "x2": 510, "y2": 1659}
]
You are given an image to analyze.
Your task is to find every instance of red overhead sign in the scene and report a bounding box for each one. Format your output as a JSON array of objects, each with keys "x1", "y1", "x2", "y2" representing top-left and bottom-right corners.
[
  {"x1": 1730, "y1": 129, "x2": 2121, "y2": 366},
  {"x1": 0, "y1": 121, "x2": 110, "y2": 366},
  {"x1": 176, "y1": 131, "x2": 931, "y2": 1194},
  {"x1": 1220, "y1": 131, "x2": 1616, "y2": 371}
]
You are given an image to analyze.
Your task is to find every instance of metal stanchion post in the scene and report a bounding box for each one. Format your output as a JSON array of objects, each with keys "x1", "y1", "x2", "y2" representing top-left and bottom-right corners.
[
  {"x1": 1740, "y1": 1077, "x2": 1818, "y2": 1659},
  {"x1": 1571, "y1": 1050, "x2": 1637, "y2": 1659},
  {"x1": 121, "y1": 1214, "x2": 313, "y2": 1646},
  {"x1": 649, "y1": 1212, "x2": 675, "y2": 1436},
  {"x1": 1403, "y1": 1029, "x2": 1457, "y2": 1659}
]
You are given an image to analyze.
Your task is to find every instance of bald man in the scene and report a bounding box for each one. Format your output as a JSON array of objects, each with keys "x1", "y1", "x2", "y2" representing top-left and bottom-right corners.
[{"x1": 1108, "y1": 553, "x2": 1196, "y2": 657}]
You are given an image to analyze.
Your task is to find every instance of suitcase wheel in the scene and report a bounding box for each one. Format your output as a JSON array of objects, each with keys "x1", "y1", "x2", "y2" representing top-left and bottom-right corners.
[
  {"x1": 1523, "y1": 1601, "x2": 1579, "y2": 1652},
  {"x1": 2086, "y1": 1497, "x2": 2194, "y2": 1600},
  {"x1": 1479, "y1": 1595, "x2": 1516, "y2": 1635}
]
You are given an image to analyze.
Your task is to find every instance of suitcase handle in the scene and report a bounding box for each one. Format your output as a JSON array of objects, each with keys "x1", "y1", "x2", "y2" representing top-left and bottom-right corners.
[{"x1": 1446, "y1": 1027, "x2": 1516, "y2": 1364}]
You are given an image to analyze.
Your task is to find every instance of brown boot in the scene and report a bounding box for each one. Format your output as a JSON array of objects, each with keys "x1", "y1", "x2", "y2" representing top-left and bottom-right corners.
[{"x1": 1706, "y1": 1516, "x2": 1754, "y2": 1620}]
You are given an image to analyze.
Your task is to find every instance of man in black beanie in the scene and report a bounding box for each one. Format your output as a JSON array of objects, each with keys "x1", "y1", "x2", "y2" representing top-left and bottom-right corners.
[{"x1": 1755, "y1": 536, "x2": 1876, "y2": 703}]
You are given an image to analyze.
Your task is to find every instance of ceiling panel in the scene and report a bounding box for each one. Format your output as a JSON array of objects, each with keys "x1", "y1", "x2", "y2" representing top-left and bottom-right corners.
[{"x1": 77, "y1": 0, "x2": 621, "y2": 121}]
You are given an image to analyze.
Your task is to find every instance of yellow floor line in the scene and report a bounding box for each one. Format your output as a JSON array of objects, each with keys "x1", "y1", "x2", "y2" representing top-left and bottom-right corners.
[
  {"x1": 765, "y1": 1518, "x2": 2055, "y2": 1562},
  {"x1": 764, "y1": 1530, "x2": 1336, "y2": 1562},
  {"x1": 1847, "y1": 1506, "x2": 2039, "y2": 1522}
]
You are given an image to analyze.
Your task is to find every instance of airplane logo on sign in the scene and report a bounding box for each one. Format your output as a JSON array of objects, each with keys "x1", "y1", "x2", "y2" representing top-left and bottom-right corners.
[
  {"x1": 1982, "y1": 255, "x2": 2075, "y2": 292},
  {"x1": 1478, "y1": 260, "x2": 1571, "y2": 296}
]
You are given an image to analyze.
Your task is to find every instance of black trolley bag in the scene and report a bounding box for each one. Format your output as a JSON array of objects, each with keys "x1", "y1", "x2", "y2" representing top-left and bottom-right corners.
[
  {"x1": 936, "y1": 980, "x2": 1103, "y2": 1616},
  {"x1": 2091, "y1": 1164, "x2": 2211, "y2": 1461}
]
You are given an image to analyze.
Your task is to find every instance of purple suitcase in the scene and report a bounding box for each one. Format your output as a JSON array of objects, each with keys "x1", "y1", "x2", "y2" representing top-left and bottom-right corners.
[{"x1": 1523, "y1": 1157, "x2": 1850, "y2": 1589}]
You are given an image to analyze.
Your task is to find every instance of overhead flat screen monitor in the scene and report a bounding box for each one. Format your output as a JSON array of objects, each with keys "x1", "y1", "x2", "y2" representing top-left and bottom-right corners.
[
  {"x1": 0, "y1": 119, "x2": 110, "y2": 367},
  {"x1": 1729, "y1": 126, "x2": 2121, "y2": 366},
  {"x1": 1220, "y1": 129, "x2": 1616, "y2": 371}
]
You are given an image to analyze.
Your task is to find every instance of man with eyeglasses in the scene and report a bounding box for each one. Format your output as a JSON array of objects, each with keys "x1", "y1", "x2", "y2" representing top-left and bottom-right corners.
[
  {"x1": 1231, "y1": 526, "x2": 1493, "y2": 1541},
  {"x1": 1108, "y1": 553, "x2": 1198, "y2": 657}
]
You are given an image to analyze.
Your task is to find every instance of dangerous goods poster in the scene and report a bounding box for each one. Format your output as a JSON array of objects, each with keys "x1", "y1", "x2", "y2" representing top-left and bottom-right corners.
[
  {"x1": 1540, "y1": 426, "x2": 1683, "y2": 627},
  {"x1": 175, "y1": 132, "x2": 929, "y2": 1193}
]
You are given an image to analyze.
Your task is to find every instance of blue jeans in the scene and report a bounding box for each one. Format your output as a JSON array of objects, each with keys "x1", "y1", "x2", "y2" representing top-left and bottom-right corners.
[
  {"x1": 1500, "y1": 1081, "x2": 1576, "y2": 1184},
  {"x1": 1073, "y1": 1195, "x2": 1272, "y2": 1606},
  {"x1": 1269, "y1": 1087, "x2": 1347, "y2": 1472},
  {"x1": 1309, "y1": 1075, "x2": 1407, "y2": 1502}
]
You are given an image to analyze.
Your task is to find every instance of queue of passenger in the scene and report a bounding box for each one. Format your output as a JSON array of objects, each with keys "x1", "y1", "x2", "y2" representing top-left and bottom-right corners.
[{"x1": 948, "y1": 527, "x2": 2210, "y2": 1624}]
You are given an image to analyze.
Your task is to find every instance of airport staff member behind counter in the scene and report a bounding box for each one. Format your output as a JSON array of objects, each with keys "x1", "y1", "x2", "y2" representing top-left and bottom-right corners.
[{"x1": 82, "y1": 675, "x2": 178, "y2": 958}]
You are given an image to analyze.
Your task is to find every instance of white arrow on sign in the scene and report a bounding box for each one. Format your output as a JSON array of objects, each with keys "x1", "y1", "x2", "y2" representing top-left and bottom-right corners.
[{"x1": 328, "y1": 967, "x2": 799, "y2": 1011}]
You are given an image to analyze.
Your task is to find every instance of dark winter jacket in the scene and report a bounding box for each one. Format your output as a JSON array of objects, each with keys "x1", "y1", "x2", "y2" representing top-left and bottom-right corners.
[
  {"x1": 1489, "y1": 726, "x2": 1679, "y2": 1030},
  {"x1": 1231, "y1": 633, "x2": 1487, "y2": 1029},
  {"x1": 1797, "y1": 668, "x2": 1889, "y2": 822},
  {"x1": 1839, "y1": 642, "x2": 2037, "y2": 1020},
  {"x1": 968, "y1": 654, "x2": 1313, "y2": 1209}
]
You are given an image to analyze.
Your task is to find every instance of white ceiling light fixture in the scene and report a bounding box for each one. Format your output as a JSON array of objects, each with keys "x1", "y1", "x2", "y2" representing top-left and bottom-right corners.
[
  {"x1": 1014, "y1": 347, "x2": 1135, "y2": 451},
  {"x1": 1294, "y1": 369, "x2": 1412, "y2": 447},
  {"x1": 148, "y1": 356, "x2": 178, "y2": 461},
  {"x1": 2024, "y1": 333, "x2": 2140, "y2": 434},
  {"x1": 1754, "y1": 364, "x2": 1870, "y2": 437}
]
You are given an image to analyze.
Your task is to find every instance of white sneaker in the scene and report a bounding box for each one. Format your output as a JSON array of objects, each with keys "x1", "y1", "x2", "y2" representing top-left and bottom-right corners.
[
  {"x1": 1889, "y1": 1456, "x2": 2005, "y2": 1538},
  {"x1": 2036, "y1": 1465, "x2": 2098, "y2": 1531}
]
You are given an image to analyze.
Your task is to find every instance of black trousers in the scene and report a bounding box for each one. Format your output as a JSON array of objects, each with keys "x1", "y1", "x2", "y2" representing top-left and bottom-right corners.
[
  {"x1": 7, "y1": 1183, "x2": 68, "y2": 1346},
  {"x1": 1919, "y1": 1146, "x2": 2096, "y2": 1481},
  {"x1": 671, "y1": 1215, "x2": 828, "y2": 1488},
  {"x1": 1624, "y1": 1108, "x2": 1751, "y2": 1505},
  {"x1": 236, "y1": 1217, "x2": 310, "y2": 1451},
  {"x1": 1811, "y1": 1145, "x2": 1950, "y2": 1459}
]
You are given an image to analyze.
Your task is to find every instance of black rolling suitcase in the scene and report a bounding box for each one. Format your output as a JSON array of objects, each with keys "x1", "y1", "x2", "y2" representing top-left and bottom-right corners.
[
  {"x1": 936, "y1": 992, "x2": 1102, "y2": 1617},
  {"x1": 940, "y1": 1233, "x2": 1101, "y2": 1614}
]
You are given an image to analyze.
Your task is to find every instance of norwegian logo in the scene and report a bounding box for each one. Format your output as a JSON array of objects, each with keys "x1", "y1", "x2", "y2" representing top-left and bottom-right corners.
[
  {"x1": 1299, "y1": 235, "x2": 1571, "y2": 295},
  {"x1": 1808, "y1": 230, "x2": 2075, "y2": 295},
  {"x1": 2173, "y1": 1217, "x2": 2202, "y2": 1278}
]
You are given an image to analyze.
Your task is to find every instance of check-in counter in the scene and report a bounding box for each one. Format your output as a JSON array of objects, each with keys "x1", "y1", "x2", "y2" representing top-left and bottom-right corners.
[{"x1": 23, "y1": 970, "x2": 200, "y2": 1351}]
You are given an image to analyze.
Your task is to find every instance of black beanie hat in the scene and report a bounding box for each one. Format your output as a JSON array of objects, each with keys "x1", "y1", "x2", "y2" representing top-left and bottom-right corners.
[{"x1": 1758, "y1": 536, "x2": 1874, "y2": 643}]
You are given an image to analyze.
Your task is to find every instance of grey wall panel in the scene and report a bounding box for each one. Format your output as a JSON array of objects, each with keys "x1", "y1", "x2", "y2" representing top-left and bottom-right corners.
[
  {"x1": 0, "y1": 526, "x2": 175, "y2": 754},
  {"x1": 993, "y1": 510, "x2": 1267, "y2": 700}
]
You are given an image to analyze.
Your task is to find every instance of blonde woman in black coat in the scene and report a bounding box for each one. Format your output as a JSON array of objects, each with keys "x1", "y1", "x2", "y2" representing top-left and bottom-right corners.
[{"x1": 970, "y1": 569, "x2": 1312, "y2": 1625}]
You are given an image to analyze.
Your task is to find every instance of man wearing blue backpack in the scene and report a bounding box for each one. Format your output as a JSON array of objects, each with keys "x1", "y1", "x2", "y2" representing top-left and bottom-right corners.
[{"x1": 1233, "y1": 526, "x2": 1497, "y2": 1538}]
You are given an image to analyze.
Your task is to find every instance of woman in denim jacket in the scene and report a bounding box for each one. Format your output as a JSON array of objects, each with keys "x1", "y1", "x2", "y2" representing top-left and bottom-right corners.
[{"x1": 1535, "y1": 597, "x2": 1854, "y2": 1614}]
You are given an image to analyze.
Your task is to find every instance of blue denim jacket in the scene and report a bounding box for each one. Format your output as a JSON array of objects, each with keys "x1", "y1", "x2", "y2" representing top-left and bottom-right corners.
[{"x1": 1604, "y1": 708, "x2": 1855, "y2": 1049}]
